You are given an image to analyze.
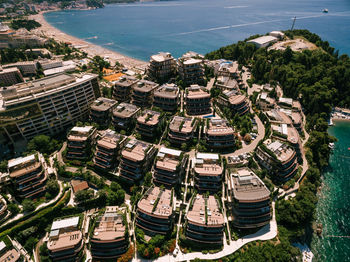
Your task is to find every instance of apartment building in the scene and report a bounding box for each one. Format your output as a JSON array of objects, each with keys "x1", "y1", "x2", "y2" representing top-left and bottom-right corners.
[
  {"x1": 113, "y1": 76, "x2": 138, "y2": 102},
  {"x1": 8, "y1": 153, "x2": 48, "y2": 199},
  {"x1": 168, "y1": 116, "x2": 198, "y2": 145},
  {"x1": 136, "y1": 109, "x2": 164, "y2": 138},
  {"x1": 153, "y1": 83, "x2": 180, "y2": 112},
  {"x1": 90, "y1": 206, "x2": 129, "y2": 260},
  {"x1": 0, "y1": 67, "x2": 23, "y2": 86},
  {"x1": 147, "y1": 52, "x2": 176, "y2": 83},
  {"x1": 185, "y1": 195, "x2": 224, "y2": 245},
  {"x1": 205, "y1": 118, "x2": 235, "y2": 149},
  {"x1": 0, "y1": 73, "x2": 100, "y2": 146},
  {"x1": 178, "y1": 56, "x2": 204, "y2": 86},
  {"x1": 256, "y1": 92, "x2": 276, "y2": 111},
  {"x1": 47, "y1": 216, "x2": 84, "y2": 262},
  {"x1": 153, "y1": 147, "x2": 186, "y2": 186},
  {"x1": 119, "y1": 139, "x2": 157, "y2": 182},
  {"x1": 3, "y1": 61, "x2": 37, "y2": 75},
  {"x1": 112, "y1": 102, "x2": 140, "y2": 131},
  {"x1": 256, "y1": 140, "x2": 298, "y2": 181},
  {"x1": 66, "y1": 126, "x2": 97, "y2": 160},
  {"x1": 217, "y1": 89, "x2": 249, "y2": 115},
  {"x1": 131, "y1": 80, "x2": 158, "y2": 108},
  {"x1": 89, "y1": 97, "x2": 117, "y2": 126},
  {"x1": 185, "y1": 85, "x2": 211, "y2": 115},
  {"x1": 192, "y1": 153, "x2": 223, "y2": 192},
  {"x1": 136, "y1": 186, "x2": 174, "y2": 235},
  {"x1": 93, "y1": 129, "x2": 127, "y2": 170},
  {"x1": 227, "y1": 168, "x2": 271, "y2": 228},
  {"x1": 0, "y1": 239, "x2": 21, "y2": 262},
  {"x1": 214, "y1": 60, "x2": 239, "y2": 78},
  {"x1": 215, "y1": 76, "x2": 238, "y2": 90}
]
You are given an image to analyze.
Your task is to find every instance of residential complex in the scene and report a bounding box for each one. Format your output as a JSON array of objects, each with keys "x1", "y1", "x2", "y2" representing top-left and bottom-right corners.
[
  {"x1": 8, "y1": 153, "x2": 48, "y2": 198},
  {"x1": 192, "y1": 153, "x2": 223, "y2": 192},
  {"x1": 136, "y1": 109, "x2": 163, "y2": 138},
  {"x1": 168, "y1": 116, "x2": 198, "y2": 145},
  {"x1": 131, "y1": 80, "x2": 158, "y2": 108},
  {"x1": 205, "y1": 118, "x2": 235, "y2": 149},
  {"x1": 153, "y1": 147, "x2": 186, "y2": 186},
  {"x1": 153, "y1": 83, "x2": 180, "y2": 112},
  {"x1": 185, "y1": 85, "x2": 211, "y2": 115},
  {"x1": 93, "y1": 129, "x2": 127, "y2": 170},
  {"x1": 112, "y1": 102, "x2": 141, "y2": 131},
  {"x1": 119, "y1": 139, "x2": 156, "y2": 182},
  {"x1": 113, "y1": 76, "x2": 138, "y2": 102},
  {"x1": 66, "y1": 126, "x2": 97, "y2": 160},
  {"x1": 147, "y1": 52, "x2": 176, "y2": 83},
  {"x1": 3, "y1": 61, "x2": 37, "y2": 75},
  {"x1": 136, "y1": 186, "x2": 174, "y2": 235},
  {"x1": 90, "y1": 206, "x2": 129, "y2": 260},
  {"x1": 185, "y1": 195, "x2": 224, "y2": 245},
  {"x1": 47, "y1": 216, "x2": 84, "y2": 261},
  {"x1": 227, "y1": 168, "x2": 271, "y2": 228},
  {"x1": 178, "y1": 57, "x2": 204, "y2": 86},
  {"x1": 0, "y1": 239, "x2": 21, "y2": 262},
  {"x1": 89, "y1": 97, "x2": 117, "y2": 126},
  {"x1": 217, "y1": 89, "x2": 249, "y2": 115},
  {"x1": 0, "y1": 67, "x2": 23, "y2": 86},
  {"x1": 0, "y1": 73, "x2": 100, "y2": 147}
]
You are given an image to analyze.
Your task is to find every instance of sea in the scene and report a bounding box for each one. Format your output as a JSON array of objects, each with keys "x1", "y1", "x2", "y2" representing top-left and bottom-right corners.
[{"x1": 44, "y1": 0, "x2": 350, "y2": 260}]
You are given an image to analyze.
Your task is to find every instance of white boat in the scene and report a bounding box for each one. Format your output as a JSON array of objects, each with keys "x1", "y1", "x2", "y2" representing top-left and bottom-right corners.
[
  {"x1": 329, "y1": 143, "x2": 335, "y2": 150},
  {"x1": 323, "y1": 8, "x2": 329, "y2": 13}
]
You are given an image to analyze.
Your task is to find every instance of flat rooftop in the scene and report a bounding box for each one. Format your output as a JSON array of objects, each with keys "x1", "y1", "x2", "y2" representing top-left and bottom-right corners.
[
  {"x1": 265, "y1": 140, "x2": 295, "y2": 162},
  {"x1": 0, "y1": 248, "x2": 20, "y2": 262},
  {"x1": 186, "y1": 85, "x2": 210, "y2": 99},
  {"x1": 207, "y1": 118, "x2": 234, "y2": 136},
  {"x1": 183, "y1": 58, "x2": 202, "y2": 65},
  {"x1": 68, "y1": 126, "x2": 95, "y2": 142},
  {"x1": 169, "y1": 116, "x2": 196, "y2": 134},
  {"x1": 138, "y1": 186, "x2": 172, "y2": 218},
  {"x1": 150, "y1": 52, "x2": 174, "y2": 63},
  {"x1": 229, "y1": 168, "x2": 270, "y2": 202},
  {"x1": 193, "y1": 153, "x2": 222, "y2": 176},
  {"x1": 279, "y1": 97, "x2": 293, "y2": 106},
  {"x1": 8, "y1": 153, "x2": 35, "y2": 169},
  {"x1": 156, "y1": 147, "x2": 182, "y2": 172},
  {"x1": 115, "y1": 75, "x2": 138, "y2": 87},
  {"x1": 133, "y1": 80, "x2": 158, "y2": 93},
  {"x1": 91, "y1": 97, "x2": 117, "y2": 112},
  {"x1": 0, "y1": 67, "x2": 20, "y2": 74},
  {"x1": 92, "y1": 207, "x2": 125, "y2": 241},
  {"x1": 266, "y1": 110, "x2": 292, "y2": 125},
  {"x1": 97, "y1": 129, "x2": 123, "y2": 150},
  {"x1": 137, "y1": 109, "x2": 161, "y2": 126},
  {"x1": 187, "y1": 195, "x2": 224, "y2": 226},
  {"x1": 217, "y1": 76, "x2": 238, "y2": 89},
  {"x1": 47, "y1": 230, "x2": 82, "y2": 252},
  {"x1": 248, "y1": 35, "x2": 277, "y2": 45},
  {"x1": 154, "y1": 83, "x2": 179, "y2": 98},
  {"x1": 113, "y1": 102, "x2": 140, "y2": 118},
  {"x1": 121, "y1": 139, "x2": 153, "y2": 162},
  {"x1": 51, "y1": 216, "x2": 80, "y2": 231}
]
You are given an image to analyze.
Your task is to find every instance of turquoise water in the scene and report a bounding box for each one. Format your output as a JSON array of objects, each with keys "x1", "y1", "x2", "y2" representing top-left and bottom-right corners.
[
  {"x1": 44, "y1": 0, "x2": 350, "y2": 61},
  {"x1": 311, "y1": 122, "x2": 350, "y2": 262}
]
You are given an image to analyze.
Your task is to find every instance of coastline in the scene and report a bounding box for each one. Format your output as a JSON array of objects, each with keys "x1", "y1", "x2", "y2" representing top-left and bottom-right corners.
[{"x1": 30, "y1": 11, "x2": 148, "y2": 70}]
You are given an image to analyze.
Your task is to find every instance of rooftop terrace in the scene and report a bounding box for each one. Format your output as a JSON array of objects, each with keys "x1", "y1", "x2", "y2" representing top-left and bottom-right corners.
[
  {"x1": 193, "y1": 153, "x2": 222, "y2": 176},
  {"x1": 113, "y1": 102, "x2": 140, "y2": 118},
  {"x1": 91, "y1": 97, "x2": 117, "y2": 112},
  {"x1": 207, "y1": 118, "x2": 234, "y2": 136},
  {"x1": 169, "y1": 116, "x2": 196, "y2": 134},
  {"x1": 68, "y1": 126, "x2": 95, "y2": 142},
  {"x1": 137, "y1": 109, "x2": 161, "y2": 126},
  {"x1": 265, "y1": 140, "x2": 295, "y2": 162},
  {"x1": 133, "y1": 80, "x2": 158, "y2": 93},
  {"x1": 150, "y1": 52, "x2": 174, "y2": 63},
  {"x1": 154, "y1": 83, "x2": 179, "y2": 98},
  {"x1": 186, "y1": 85, "x2": 210, "y2": 99},
  {"x1": 138, "y1": 187, "x2": 172, "y2": 218},
  {"x1": 156, "y1": 147, "x2": 182, "y2": 172},
  {"x1": 121, "y1": 139, "x2": 153, "y2": 162},
  {"x1": 97, "y1": 129, "x2": 124, "y2": 150}
]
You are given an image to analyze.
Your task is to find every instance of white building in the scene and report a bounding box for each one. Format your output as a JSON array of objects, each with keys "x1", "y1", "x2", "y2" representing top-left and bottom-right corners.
[{"x1": 248, "y1": 35, "x2": 278, "y2": 48}]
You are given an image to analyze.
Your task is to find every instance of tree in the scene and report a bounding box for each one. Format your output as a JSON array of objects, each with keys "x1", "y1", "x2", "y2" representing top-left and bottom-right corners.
[
  {"x1": 22, "y1": 199, "x2": 35, "y2": 213},
  {"x1": 0, "y1": 160, "x2": 7, "y2": 172},
  {"x1": 143, "y1": 172, "x2": 152, "y2": 187},
  {"x1": 27, "y1": 135, "x2": 59, "y2": 155},
  {"x1": 74, "y1": 189, "x2": 94, "y2": 203},
  {"x1": 46, "y1": 179, "x2": 59, "y2": 198},
  {"x1": 7, "y1": 203, "x2": 20, "y2": 215}
]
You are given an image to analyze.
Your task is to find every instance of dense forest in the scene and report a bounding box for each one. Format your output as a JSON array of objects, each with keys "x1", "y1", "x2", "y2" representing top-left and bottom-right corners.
[{"x1": 10, "y1": 19, "x2": 41, "y2": 31}]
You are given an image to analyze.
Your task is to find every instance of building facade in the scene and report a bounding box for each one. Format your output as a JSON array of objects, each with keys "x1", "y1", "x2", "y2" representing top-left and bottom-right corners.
[
  {"x1": 217, "y1": 90, "x2": 249, "y2": 115},
  {"x1": 185, "y1": 85, "x2": 211, "y2": 115},
  {"x1": 89, "y1": 97, "x2": 117, "y2": 127},
  {"x1": 131, "y1": 80, "x2": 158, "y2": 108},
  {"x1": 66, "y1": 126, "x2": 97, "y2": 160},
  {"x1": 205, "y1": 118, "x2": 235, "y2": 149},
  {"x1": 147, "y1": 52, "x2": 176, "y2": 83},
  {"x1": 113, "y1": 76, "x2": 138, "y2": 102},
  {"x1": 136, "y1": 109, "x2": 164, "y2": 138},
  {"x1": 112, "y1": 102, "x2": 141, "y2": 131},
  {"x1": 178, "y1": 57, "x2": 204, "y2": 86},
  {"x1": 153, "y1": 83, "x2": 180, "y2": 112},
  {"x1": 0, "y1": 67, "x2": 23, "y2": 86},
  {"x1": 168, "y1": 116, "x2": 198, "y2": 145}
]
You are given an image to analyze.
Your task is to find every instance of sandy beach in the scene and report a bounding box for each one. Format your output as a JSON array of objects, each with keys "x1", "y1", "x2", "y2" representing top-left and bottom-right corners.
[{"x1": 30, "y1": 12, "x2": 148, "y2": 70}]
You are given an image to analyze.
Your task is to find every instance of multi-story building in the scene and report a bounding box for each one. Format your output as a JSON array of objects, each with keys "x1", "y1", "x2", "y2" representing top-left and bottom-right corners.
[
  {"x1": 93, "y1": 129, "x2": 127, "y2": 170},
  {"x1": 153, "y1": 83, "x2": 180, "y2": 112},
  {"x1": 227, "y1": 168, "x2": 271, "y2": 228},
  {"x1": 153, "y1": 147, "x2": 187, "y2": 187},
  {"x1": 89, "y1": 97, "x2": 117, "y2": 126},
  {"x1": 0, "y1": 239, "x2": 21, "y2": 262},
  {"x1": 0, "y1": 73, "x2": 100, "y2": 147},
  {"x1": 136, "y1": 186, "x2": 174, "y2": 235},
  {"x1": 0, "y1": 67, "x2": 23, "y2": 86},
  {"x1": 131, "y1": 80, "x2": 158, "y2": 108},
  {"x1": 185, "y1": 85, "x2": 211, "y2": 115},
  {"x1": 205, "y1": 118, "x2": 235, "y2": 149},
  {"x1": 256, "y1": 92, "x2": 276, "y2": 111},
  {"x1": 168, "y1": 116, "x2": 198, "y2": 145},
  {"x1": 255, "y1": 140, "x2": 298, "y2": 181},
  {"x1": 47, "y1": 216, "x2": 84, "y2": 261},
  {"x1": 215, "y1": 76, "x2": 238, "y2": 90},
  {"x1": 147, "y1": 52, "x2": 176, "y2": 83},
  {"x1": 3, "y1": 61, "x2": 37, "y2": 75},
  {"x1": 113, "y1": 76, "x2": 138, "y2": 102},
  {"x1": 119, "y1": 139, "x2": 157, "y2": 182},
  {"x1": 136, "y1": 109, "x2": 164, "y2": 138},
  {"x1": 214, "y1": 60, "x2": 239, "y2": 78},
  {"x1": 178, "y1": 57, "x2": 204, "y2": 86},
  {"x1": 90, "y1": 206, "x2": 129, "y2": 260},
  {"x1": 112, "y1": 102, "x2": 140, "y2": 131},
  {"x1": 8, "y1": 153, "x2": 48, "y2": 199},
  {"x1": 66, "y1": 126, "x2": 97, "y2": 160},
  {"x1": 185, "y1": 194, "x2": 224, "y2": 245},
  {"x1": 192, "y1": 153, "x2": 223, "y2": 192},
  {"x1": 217, "y1": 89, "x2": 249, "y2": 115},
  {"x1": 38, "y1": 59, "x2": 63, "y2": 70}
]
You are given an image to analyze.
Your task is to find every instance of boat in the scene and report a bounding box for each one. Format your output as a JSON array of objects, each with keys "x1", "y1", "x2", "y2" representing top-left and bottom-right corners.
[
  {"x1": 329, "y1": 143, "x2": 335, "y2": 150},
  {"x1": 323, "y1": 8, "x2": 329, "y2": 13}
]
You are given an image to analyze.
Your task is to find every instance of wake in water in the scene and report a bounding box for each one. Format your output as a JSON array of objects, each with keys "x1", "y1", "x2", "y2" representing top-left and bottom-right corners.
[{"x1": 224, "y1": 6, "x2": 249, "y2": 9}]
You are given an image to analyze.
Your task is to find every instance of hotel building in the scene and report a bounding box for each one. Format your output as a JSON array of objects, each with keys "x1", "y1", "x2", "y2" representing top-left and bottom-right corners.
[
  {"x1": 113, "y1": 76, "x2": 139, "y2": 102},
  {"x1": 217, "y1": 89, "x2": 249, "y2": 115},
  {"x1": 256, "y1": 140, "x2": 298, "y2": 181},
  {"x1": 89, "y1": 97, "x2": 118, "y2": 127},
  {"x1": 66, "y1": 126, "x2": 97, "y2": 160},
  {"x1": 136, "y1": 109, "x2": 164, "y2": 138},
  {"x1": 90, "y1": 206, "x2": 129, "y2": 260},
  {"x1": 0, "y1": 73, "x2": 100, "y2": 146},
  {"x1": 119, "y1": 139, "x2": 157, "y2": 182},
  {"x1": 178, "y1": 56, "x2": 204, "y2": 86},
  {"x1": 131, "y1": 80, "x2": 158, "y2": 108},
  {"x1": 47, "y1": 216, "x2": 84, "y2": 262},
  {"x1": 93, "y1": 129, "x2": 127, "y2": 170},
  {"x1": 185, "y1": 195, "x2": 224, "y2": 245},
  {"x1": 112, "y1": 102, "x2": 141, "y2": 131},
  {"x1": 192, "y1": 153, "x2": 223, "y2": 193},
  {"x1": 8, "y1": 153, "x2": 48, "y2": 199},
  {"x1": 147, "y1": 52, "x2": 176, "y2": 83},
  {"x1": 0, "y1": 67, "x2": 23, "y2": 86},
  {"x1": 153, "y1": 147, "x2": 187, "y2": 187},
  {"x1": 227, "y1": 168, "x2": 271, "y2": 228},
  {"x1": 153, "y1": 83, "x2": 180, "y2": 112},
  {"x1": 168, "y1": 116, "x2": 198, "y2": 145},
  {"x1": 185, "y1": 85, "x2": 211, "y2": 115},
  {"x1": 0, "y1": 239, "x2": 21, "y2": 262},
  {"x1": 136, "y1": 186, "x2": 174, "y2": 235},
  {"x1": 205, "y1": 118, "x2": 235, "y2": 149}
]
